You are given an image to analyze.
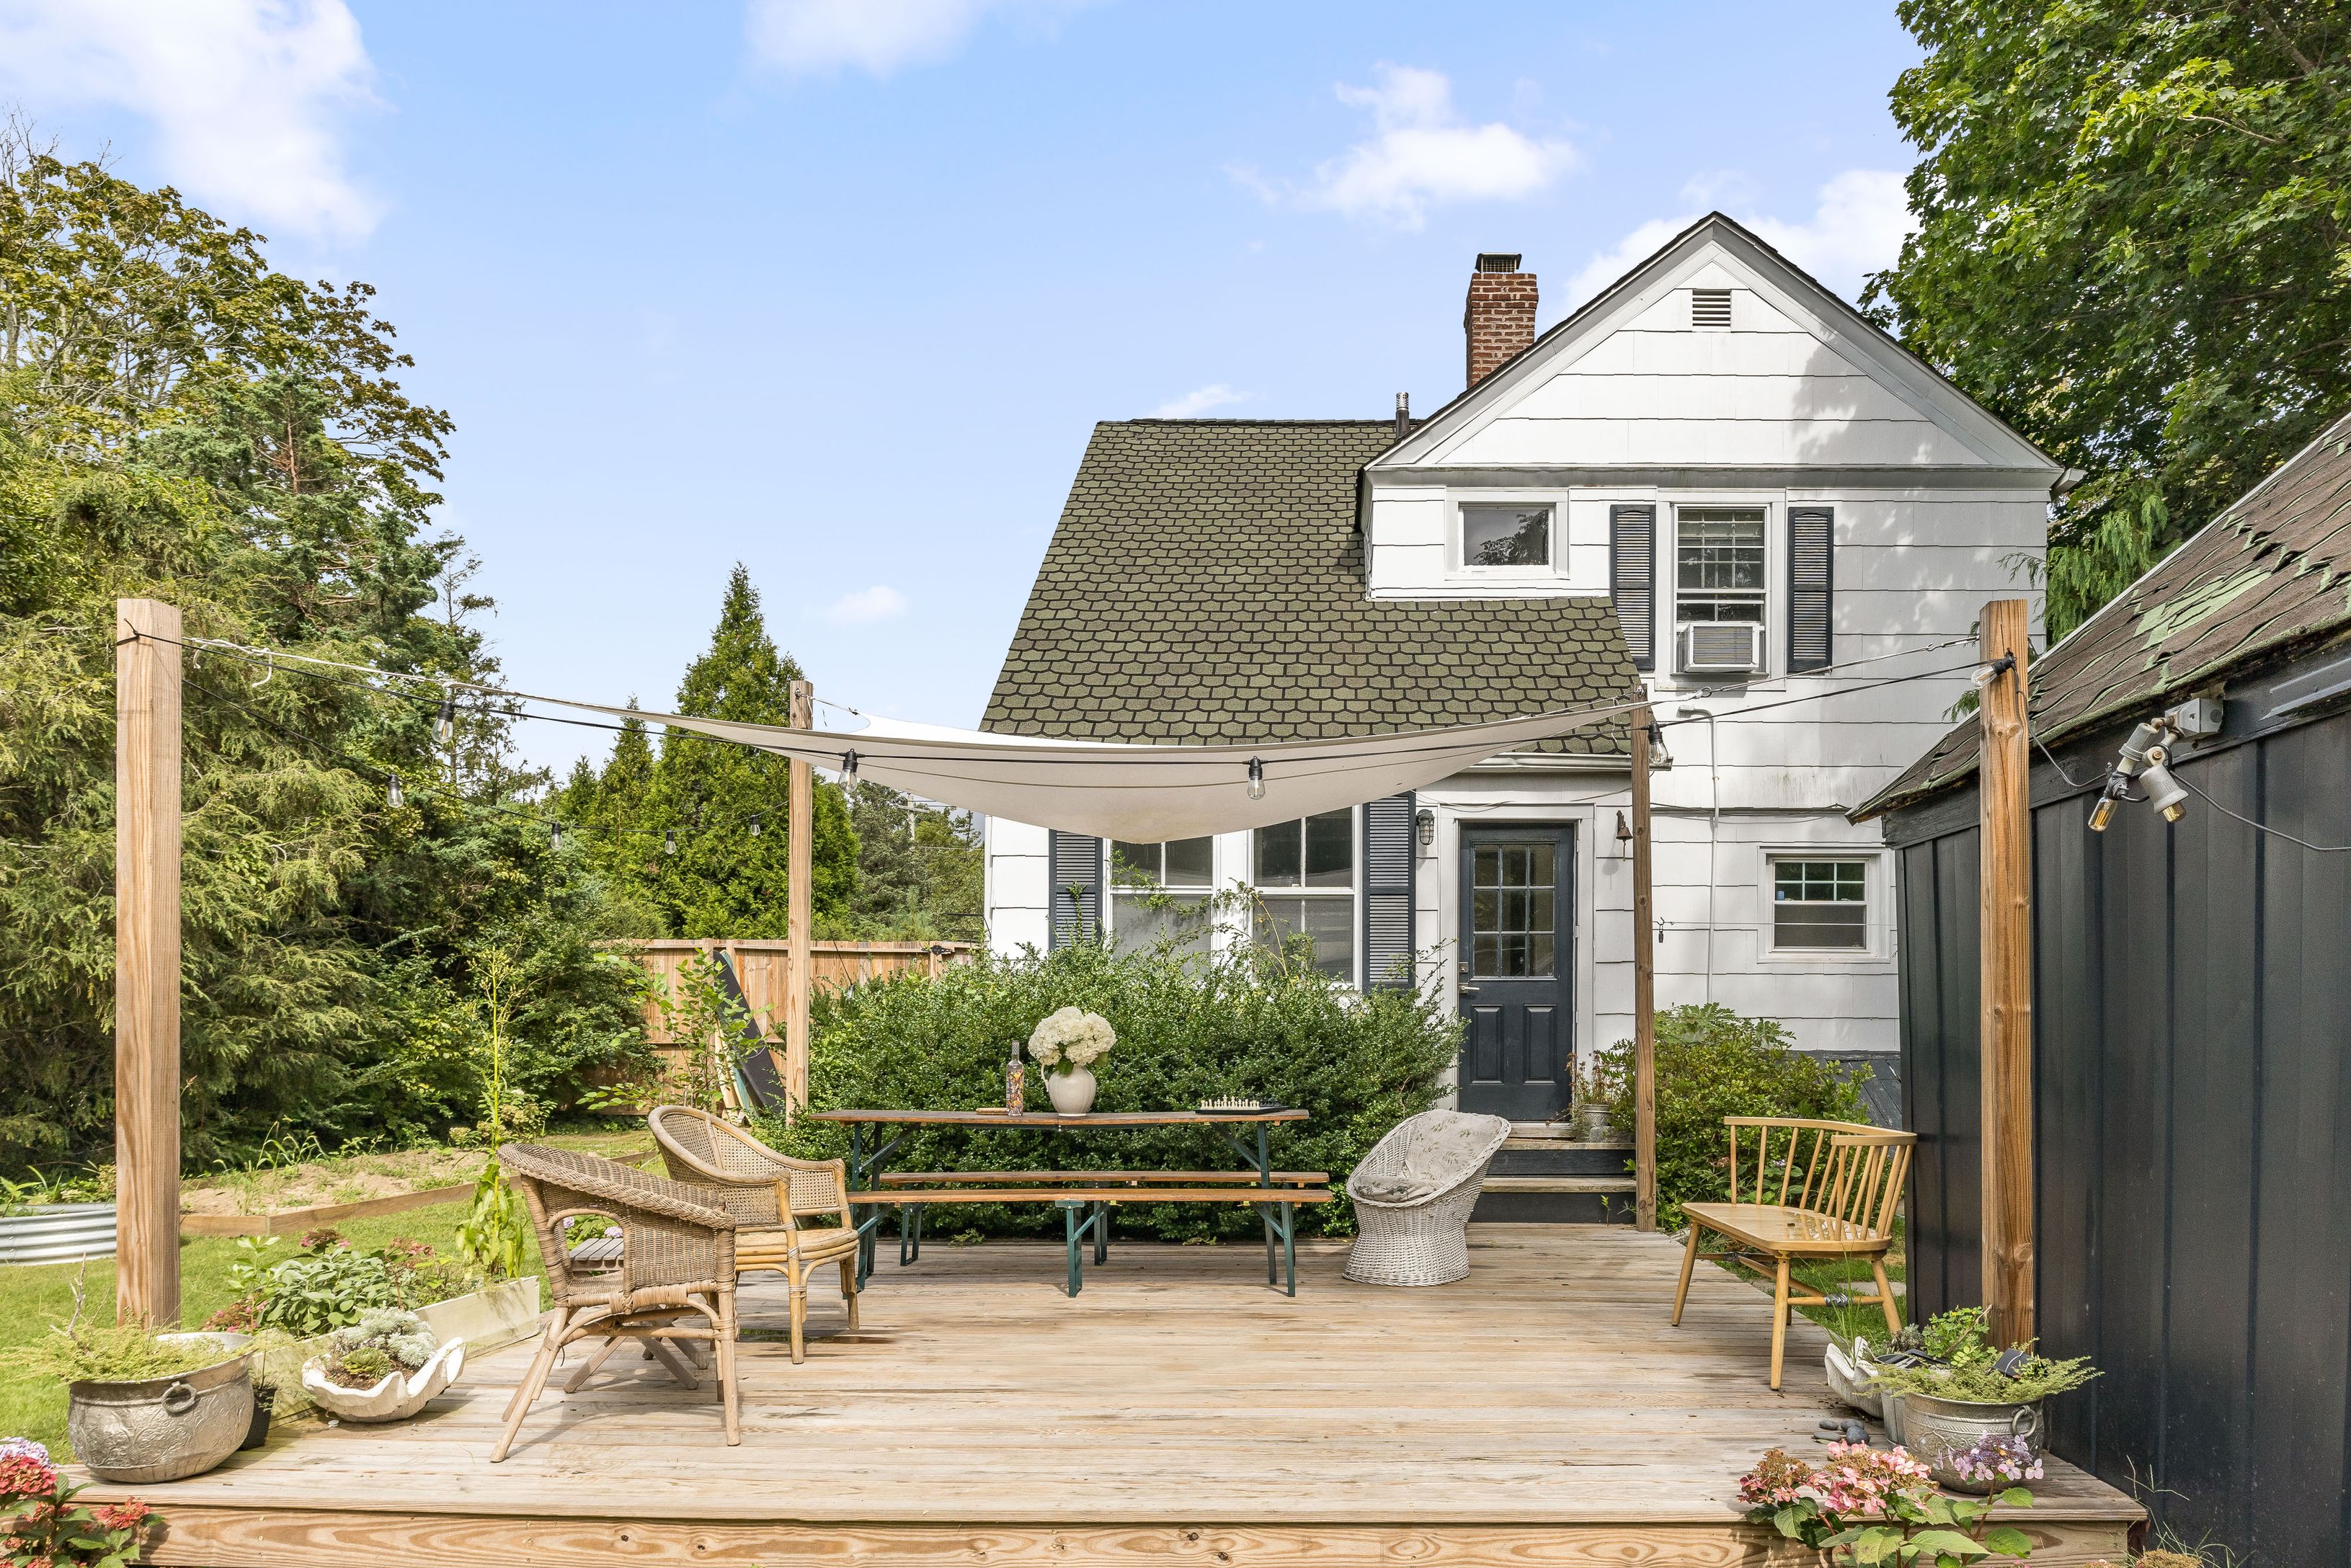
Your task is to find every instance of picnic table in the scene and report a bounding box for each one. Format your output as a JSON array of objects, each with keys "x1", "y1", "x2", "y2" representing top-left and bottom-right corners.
[{"x1": 806, "y1": 1108, "x2": 1328, "y2": 1295}]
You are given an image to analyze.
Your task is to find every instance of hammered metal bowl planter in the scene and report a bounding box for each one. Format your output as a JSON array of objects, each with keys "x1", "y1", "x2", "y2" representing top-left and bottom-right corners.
[
  {"x1": 300, "y1": 1340, "x2": 466, "y2": 1423},
  {"x1": 67, "y1": 1335, "x2": 254, "y2": 1483},
  {"x1": 1897, "y1": 1391, "x2": 2041, "y2": 1493}
]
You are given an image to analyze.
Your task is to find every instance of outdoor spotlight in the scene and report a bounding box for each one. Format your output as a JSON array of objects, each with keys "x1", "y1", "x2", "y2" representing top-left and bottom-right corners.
[
  {"x1": 2112, "y1": 720, "x2": 2165, "y2": 780},
  {"x1": 386, "y1": 772, "x2": 404, "y2": 809},
  {"x1": 1247, "y1": 757, "x2": 1266, "y2": 801},
  {"x1": 1415, "y1": 807, "x2": 1435, "y2": 848},
  {"x1": 2141, "y1": 752, "x2": 2190, "y2": 823}
]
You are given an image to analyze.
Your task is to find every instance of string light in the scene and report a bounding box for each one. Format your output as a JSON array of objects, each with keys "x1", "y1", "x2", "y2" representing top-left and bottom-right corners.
[
  {"x1": 748, "y1": 813, "x2": 762, "y2": 839},
  {"x1": 387, "y1": 772, "x2": 404, "y2": 809},
  {"x1": 435, "y1": 693, "x2": 456, "y2": 747},
  {"x1": 1247, "y1": 757, "x2": 1265, "y2": 801},
  {"x1": 665, "y1": 829, "x2": 678, "y2": 855},
  {"x1": 840, "y1": 749, "x2": 859, "y2": 785},
  {"x1": 549, "y1": 821, "x2": 564, "y2": 851}
]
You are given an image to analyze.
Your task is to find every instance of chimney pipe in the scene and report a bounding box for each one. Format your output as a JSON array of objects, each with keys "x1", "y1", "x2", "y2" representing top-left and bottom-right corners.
[
  {"x1": 1465, "y1": 252, "x2": 1537, "y2": 388},
  {"x1": 1394, "y1": 392, "x2": 1410, "y2": 442}
]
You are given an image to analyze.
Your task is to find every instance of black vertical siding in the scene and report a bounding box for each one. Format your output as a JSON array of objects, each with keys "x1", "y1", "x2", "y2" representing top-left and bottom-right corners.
[{"x1": 1889, "y1": 697, "x2": 2351, "y2": 1567}]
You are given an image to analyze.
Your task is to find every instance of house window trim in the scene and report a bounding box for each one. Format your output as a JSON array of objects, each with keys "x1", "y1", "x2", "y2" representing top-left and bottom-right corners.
[
  {"x1": 1106, "y1": 836, "x2": 1216, "y2": 956},
  {"x1": 1653, "y1": 490, "x2": 1785, "y2": 687},
  {"x1": 1247, "y1": 810, "x2": 1363, "y2": 986},
  {"x1": 1447, "y1": 492, "x2": 1563, "y2": 582},
  {"x1": 1754, "y1": 847, "x2": 1890, "y2": 966}
]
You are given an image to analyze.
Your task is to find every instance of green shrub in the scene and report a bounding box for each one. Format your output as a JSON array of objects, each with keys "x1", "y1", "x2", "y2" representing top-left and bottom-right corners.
[
  {"x1": 1594, "y1": 1004, "x2": 1870, "y2": 1231},
  {"x1": 765, "y1": 940, "x2": 1459, "y2": 1240}
]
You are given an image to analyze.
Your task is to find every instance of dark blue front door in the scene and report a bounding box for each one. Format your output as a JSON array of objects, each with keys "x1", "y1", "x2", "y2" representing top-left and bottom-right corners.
[{"x1": 1456, "y1": 825, "x2": 1573, "y2": 1121}]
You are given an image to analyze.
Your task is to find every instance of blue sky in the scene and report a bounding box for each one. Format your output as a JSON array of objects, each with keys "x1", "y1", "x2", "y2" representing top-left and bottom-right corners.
[{"x1": 0, "y1": 1, "x2": 1922, "y2": 777}]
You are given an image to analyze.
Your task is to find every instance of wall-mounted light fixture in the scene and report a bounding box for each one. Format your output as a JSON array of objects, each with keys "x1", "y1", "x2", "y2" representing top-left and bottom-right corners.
[{"x1": 1415, "y1": 807, "x2": 1435, "y2": 849}]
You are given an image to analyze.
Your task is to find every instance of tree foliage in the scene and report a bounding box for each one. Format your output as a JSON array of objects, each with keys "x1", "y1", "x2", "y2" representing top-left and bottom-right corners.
[
  {"x1": 843, "y1": 780, "x2": 982, "y2": 942},
  {"x1": 1870, "y1": 1, "x2": 2351, "y2": 637},
  {"x1": 0, "y1": 135, "x2": 648, "y2": 1169}
]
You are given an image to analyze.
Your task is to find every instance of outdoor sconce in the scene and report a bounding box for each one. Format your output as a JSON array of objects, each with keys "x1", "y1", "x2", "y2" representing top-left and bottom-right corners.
[{"x1": 1415, "y1": 808, "x2": 1435, "y2": 849}]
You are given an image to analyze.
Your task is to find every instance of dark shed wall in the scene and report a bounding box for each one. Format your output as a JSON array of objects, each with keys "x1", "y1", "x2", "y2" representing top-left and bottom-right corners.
[{"x1": 1889, "y1": 700, "x2": 2351, "y2": 1567}]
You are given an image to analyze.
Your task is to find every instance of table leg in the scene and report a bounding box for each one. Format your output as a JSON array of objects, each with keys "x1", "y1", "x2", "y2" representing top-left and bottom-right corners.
[
  {"x1": 1060, "y1": 1200, "x2": 1085, "y2": 1297},
  {"x1": 1281, "y1": 1200, "x2": 1297, "y2": 1297},
  {"x1": 1093, "y1": 1200, "x2": 1108, "y2": 1265}
]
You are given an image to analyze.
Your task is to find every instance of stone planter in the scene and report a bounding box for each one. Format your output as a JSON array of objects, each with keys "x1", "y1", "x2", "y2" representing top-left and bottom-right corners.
[
  {"x1": 301, "y1": 1340, "x2": 466, "y2": 1423},
  {"x1": 1898, "y1": 1391, "x2": 2041, "y2": 1492},
  {"x1": 255, "y1": 1275, "x2": 541, "y2": 1416},
  {"x1": 0, "y1": 1202, "x2": 116, "y2": 1265},
  {"x1": 67, "y1": 1333, "x2": 252, "y2": 1483}
]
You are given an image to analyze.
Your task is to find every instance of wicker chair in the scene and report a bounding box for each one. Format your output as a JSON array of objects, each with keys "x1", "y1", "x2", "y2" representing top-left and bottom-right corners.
[
  {"x1": 650, "y1": 1105, "x2": 862, "y2": 1363},
  {"x1": 492, "y1": 1143, "x2": 739, "y2": 1461},
  {"x1": 1342, "y1": 1110, "x2": 1513, "y2": 1286}
]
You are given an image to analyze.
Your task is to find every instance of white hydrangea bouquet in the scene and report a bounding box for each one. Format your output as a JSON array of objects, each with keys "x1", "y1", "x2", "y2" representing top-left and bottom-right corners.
[
  {"x1": 1027, "y1": 1006, "x2": 1116, "y2": 1071},
  {"x1": 1027, "y1": 1007, "x2": 1114, "y2": 1113}
]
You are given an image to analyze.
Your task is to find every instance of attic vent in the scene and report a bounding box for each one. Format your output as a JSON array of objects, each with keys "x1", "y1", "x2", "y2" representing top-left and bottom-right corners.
[{"x1": 1692, "y1": 288, "x2": 1733, "y2": 329}]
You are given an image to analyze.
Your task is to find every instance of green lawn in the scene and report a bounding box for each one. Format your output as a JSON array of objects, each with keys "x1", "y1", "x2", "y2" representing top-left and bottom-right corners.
[
  {"x1": 1702, "y1": 1220, "x2": 1909, "y2": 1349},
  {"x1": 0, "y1": 1123, "x2": 657, "y2": 1458}
]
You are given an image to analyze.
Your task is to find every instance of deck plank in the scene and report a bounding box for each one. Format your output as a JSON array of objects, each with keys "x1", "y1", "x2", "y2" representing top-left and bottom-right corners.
[{"x1": 86, "y1": 1227, "x2": 2139, "y2": 1566}]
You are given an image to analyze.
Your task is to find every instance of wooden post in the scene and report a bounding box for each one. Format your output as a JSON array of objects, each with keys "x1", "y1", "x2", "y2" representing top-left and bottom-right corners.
[
  {"x1": 115, "y1": 598, "x2": 182, "y2": 1327},
  {"x1": 1977, "y1": 599, "x2": 2035, "y2": 1346},
  {"x1": 1631, "y1": 706, "x2": 1658, "y2": 1231},
  {"x1": 785, "y1": 680, "x2": 814, "y2": 1118}
]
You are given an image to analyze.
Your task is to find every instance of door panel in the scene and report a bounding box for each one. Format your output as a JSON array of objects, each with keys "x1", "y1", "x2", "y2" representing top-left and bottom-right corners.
[{"x1": 1457, "y1": 825, "x2": 1574, "y2": 1121}]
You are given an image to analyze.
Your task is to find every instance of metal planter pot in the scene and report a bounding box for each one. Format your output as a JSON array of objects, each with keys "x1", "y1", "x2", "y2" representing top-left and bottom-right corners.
[
  {"x1": 67, "y1": 1336, "x2": 254, "y2": 1484},
  {"x1": 1898, "y1": 1391, "x2": 2040, "y2": 1493},
  {"x1": 0, "y1": 1203, "x2": 116, "y2": 1265}
]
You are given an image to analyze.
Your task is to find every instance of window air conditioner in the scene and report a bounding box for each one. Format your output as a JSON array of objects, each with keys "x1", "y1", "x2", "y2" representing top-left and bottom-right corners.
[{"x1": 1676, "y1": 622, "x2": 1766, "y2": 674}]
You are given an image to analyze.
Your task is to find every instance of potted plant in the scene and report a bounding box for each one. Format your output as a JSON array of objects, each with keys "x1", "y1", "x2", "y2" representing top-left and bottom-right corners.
[
  {"x1": 1739, "y1": 1438, "x2": 2040, "y2": 1562},
  {"x1": 5, "y1": 1316, "x2": 254, "y2": 1484},
  {"x1": 1027, "y1": 1007, "x2": 1116, "y2": 1114},
  {"x1": 299, "y1": 1308, "x2": 466, "y2": 1423},
  {"x1": 1569, "y1": 1059, "x2": 1617, "y2": 1141},
  {"x1": 0, "y1": 1438, "x2": 155, "y2": 1564},
  {"x1": 1866, "y1": 1308, "x2": 2097, "y2": 1492}
]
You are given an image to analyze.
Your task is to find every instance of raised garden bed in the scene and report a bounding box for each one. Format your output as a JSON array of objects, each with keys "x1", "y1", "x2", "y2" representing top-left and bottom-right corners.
[
  {"x1": 257, "y1": 1275, "x2": 543, "y2": 1417},
  {"x1": 0, "y1": 1202, "x2": 117, "y2": 1263},
  {"x1": 179, "y1": 1137, "x2": 655, "y2": 1238}
]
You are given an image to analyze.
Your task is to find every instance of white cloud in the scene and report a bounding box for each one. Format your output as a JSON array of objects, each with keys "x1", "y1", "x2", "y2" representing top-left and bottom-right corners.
[
  {"x1": 825, "y1": 584, "x2": 910, "y2": 625},
  {"x1": 1235, "y1": 65, "x2": 1578, "y2": 231},
  {"x1": 1564, "y1": 169, "x2": 1915, "y2": 308},
  {"x1": 747, "y1": 0, "x2": 1090, "y2": 77},
  {"x1": 0, "y1": 0, "x2": 383, "y2": 244},
  {"x1": 1151, "y1": 383, "x2": 1250, "y2": 419}
]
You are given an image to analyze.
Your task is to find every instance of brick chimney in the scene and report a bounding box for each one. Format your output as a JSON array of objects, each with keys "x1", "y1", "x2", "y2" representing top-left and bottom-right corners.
[{"x1": 1464, "y1": 252, "x2": 1537, "y2": 388}]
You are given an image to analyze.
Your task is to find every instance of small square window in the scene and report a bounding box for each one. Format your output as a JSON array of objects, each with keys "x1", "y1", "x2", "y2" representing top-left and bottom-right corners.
[
  {"x1": 1772, "y1": 858, "x2": 1869, "y2": 950},
  {"x1": 1460, "y1": 504, "x2": 1551, "y2": 569}
]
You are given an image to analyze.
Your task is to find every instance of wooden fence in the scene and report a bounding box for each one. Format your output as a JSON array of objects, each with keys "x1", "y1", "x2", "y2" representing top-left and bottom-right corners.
[{"x1": 616, "y1": 939, "x2": 976, "y2": 1046}]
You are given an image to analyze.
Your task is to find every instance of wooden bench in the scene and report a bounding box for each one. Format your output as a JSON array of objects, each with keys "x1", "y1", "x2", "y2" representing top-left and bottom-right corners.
[{"x1": 852, "y1": 1170, "x2": 1333, "y2": 1296}]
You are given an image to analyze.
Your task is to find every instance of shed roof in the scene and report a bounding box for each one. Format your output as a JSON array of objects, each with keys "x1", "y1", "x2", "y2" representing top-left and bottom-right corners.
[
  {"x1": 1854, "y1": 408, "x2": 2351, "y2": 820},
  {"x1": 980, "y1": 419, "x2": 1641, "y2": 752}
]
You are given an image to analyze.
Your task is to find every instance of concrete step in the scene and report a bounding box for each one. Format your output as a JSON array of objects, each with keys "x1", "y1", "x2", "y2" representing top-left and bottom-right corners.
[
  {"x1": 1471, "y1": 1174, "x2": 1636, "y2": 1226},
  {"x1": 1490, "y1": 1140, "x2": 1632, "y2": 1178}
]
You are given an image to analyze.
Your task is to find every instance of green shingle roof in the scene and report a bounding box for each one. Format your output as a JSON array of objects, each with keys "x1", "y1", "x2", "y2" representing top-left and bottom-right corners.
[
  {"x1": 981, "y1": 419, "x2": 1642, "y2": 752},
  {"x1": 1855, "y1": 406, "x2": 2351, "y2": 819}
]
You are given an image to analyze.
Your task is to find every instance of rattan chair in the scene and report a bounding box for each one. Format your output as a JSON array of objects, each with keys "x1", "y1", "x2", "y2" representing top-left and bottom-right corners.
[
  {"x1": 650, "y1": 1105, "x2": 862, "y2": 1363},
  {"x1": 492, "y1": 1143, "x2": 739, "y2": 1462},
  {"x1": 1342, "y1": 1110, "x2": 1514, "y2": 1286},
  {"x1": 1671, "y1": 1117, "x2": 1916, "y2": 1390}
]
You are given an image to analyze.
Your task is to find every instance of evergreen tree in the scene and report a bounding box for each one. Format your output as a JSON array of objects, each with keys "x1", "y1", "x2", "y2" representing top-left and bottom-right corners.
[
  {"x1": 637, "y1": 567, "x2": 855, "y2": 937},
  {"x1": 845, "y1": 782, "x2": 983, "y2": 942}
]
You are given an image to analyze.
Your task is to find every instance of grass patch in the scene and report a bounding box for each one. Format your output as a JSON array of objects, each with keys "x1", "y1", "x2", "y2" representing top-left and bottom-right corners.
[
  {"x1": 1699, "y1": 1220, "x2": 1908, "y2": 1346},
  {"x1": 0, "y1": 1117, "x2": 651, "y2": 1458}
]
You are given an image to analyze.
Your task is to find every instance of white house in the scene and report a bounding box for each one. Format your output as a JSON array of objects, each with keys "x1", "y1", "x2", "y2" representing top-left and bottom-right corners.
[{"x1": 980, "y1": 214, "x2": 2060, "y2": 1125}]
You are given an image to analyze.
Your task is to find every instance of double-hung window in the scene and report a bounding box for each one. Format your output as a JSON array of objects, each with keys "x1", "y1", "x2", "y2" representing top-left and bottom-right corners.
[
  {"x1": 1771, "y1": 858, "x2": 1869, "y2": 950},
  {"x1": 1108, "y1": 837, "x2": 1214, "y2": 957},
  {"x1": 1250, "y1": 810, "x2": 1355, "y2": 977},
  {"x1": 1676, "y1": 505, "x2": 1768, "y2": 624}
]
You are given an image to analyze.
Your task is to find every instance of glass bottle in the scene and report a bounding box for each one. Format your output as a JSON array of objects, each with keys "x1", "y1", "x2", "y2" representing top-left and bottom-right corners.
[{"x1": 1005, "y1": 1048, "x2": 1026, "y2": 1115}]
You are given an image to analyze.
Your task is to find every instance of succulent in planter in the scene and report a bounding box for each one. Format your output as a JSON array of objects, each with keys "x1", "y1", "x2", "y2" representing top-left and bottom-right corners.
[
  {"x1": 300, "y1": 1308, "x2": 466, "y2": 1424},
  {"x1": 1865, "y1": 1309, "x2": 2097, "y2": 1493}
]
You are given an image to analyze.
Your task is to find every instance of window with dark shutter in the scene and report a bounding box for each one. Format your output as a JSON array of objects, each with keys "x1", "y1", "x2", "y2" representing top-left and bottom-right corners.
[
  {"x1": 1047, "y1": 830, "x2": 1102, "y2": 948},
  {"x1": 1360, "y1": 792, "x2": 1417, "y2": 991},
  {"x1": 1609, "y1": 504, "x2": 1656, "y2": 672},
  {"x1": 1787, "y1": 507, "x2": 1834, "y2": 672}
]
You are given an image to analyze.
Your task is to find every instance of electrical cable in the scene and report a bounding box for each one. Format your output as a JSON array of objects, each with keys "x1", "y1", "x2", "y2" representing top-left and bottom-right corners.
[{"x1": 2172, "y1": 772, "x2": 2351, "y2": 853}]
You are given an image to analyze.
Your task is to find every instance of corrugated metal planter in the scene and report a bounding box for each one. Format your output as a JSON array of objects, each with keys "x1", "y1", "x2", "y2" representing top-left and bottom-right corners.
[
  {"x1": 0, "y1": 1203, "x2": 116, "y2": 1265},
  {"x1": 68, "y1": 1333, "x2": 254, "y2": 1483}
]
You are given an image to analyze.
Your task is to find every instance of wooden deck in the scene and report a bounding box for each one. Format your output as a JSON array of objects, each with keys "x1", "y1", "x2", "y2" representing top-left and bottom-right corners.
[{"x1": 91, "y1": 1226, "x2": 2140, "y2": 1567}]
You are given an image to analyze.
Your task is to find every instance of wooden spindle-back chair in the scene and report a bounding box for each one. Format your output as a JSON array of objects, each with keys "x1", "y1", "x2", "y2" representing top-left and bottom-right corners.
[{"x1": 1669, "y1": 1116, "x2": 1915, "y2": 1389}]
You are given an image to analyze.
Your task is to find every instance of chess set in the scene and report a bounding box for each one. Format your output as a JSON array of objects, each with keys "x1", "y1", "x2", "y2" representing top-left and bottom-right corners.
[{"x1": 1198, "y1": 1097, "x2": 1287, "y2": 1113}]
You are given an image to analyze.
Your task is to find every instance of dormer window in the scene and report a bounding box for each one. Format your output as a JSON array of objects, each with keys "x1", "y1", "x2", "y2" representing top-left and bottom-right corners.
[{"x1": 1459, "y1": 503, "x2": 1552, "y2": 569}]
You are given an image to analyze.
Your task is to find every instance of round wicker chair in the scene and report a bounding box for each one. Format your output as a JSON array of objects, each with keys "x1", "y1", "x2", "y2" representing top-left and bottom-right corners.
[{"x1": 1342, "y1": 1110, "x2": 1514, "y2": 1286}]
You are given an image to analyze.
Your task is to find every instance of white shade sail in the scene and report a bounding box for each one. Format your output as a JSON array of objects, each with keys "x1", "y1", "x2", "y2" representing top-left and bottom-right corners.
[{"x1": 561, "y1": 697, "x2": 1640, "y2": 842}]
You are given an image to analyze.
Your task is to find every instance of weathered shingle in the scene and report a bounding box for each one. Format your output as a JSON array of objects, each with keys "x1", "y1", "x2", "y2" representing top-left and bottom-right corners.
[
  {"x1": 1856, "y1": 408, "x2": 2351, "y2": 819},
  {"x1": 981, "y1": 419, "x2": 1643, "y2": 752}
]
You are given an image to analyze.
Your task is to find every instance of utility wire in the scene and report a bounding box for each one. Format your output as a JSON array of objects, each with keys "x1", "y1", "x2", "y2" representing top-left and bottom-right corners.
[{"x1": 2173, "y1": 772, "x2": 2351, "y2": 853}]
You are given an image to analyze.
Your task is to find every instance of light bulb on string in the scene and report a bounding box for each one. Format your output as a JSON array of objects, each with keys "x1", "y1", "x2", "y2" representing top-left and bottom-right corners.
[
  {"x1": 1246, "y1": 757, "x2": 1266, "y2": 801},
  {"x1": 386, "y1": 772, "x2": 404, "y2": 809},
  {"x1": 748, "y1": 814, "x2": 761, "y2": 839},
  {"x1": 548, "y1": 821, "x2": 564, "y2": 851},
  {"x1": 435, "y1": 693, "x2": 456, "y2": 747},
  {"x1": 665, "y1": 828, "x2": 678, "y2": 855},
  {"x1": 840, "y1": 749, "x2": 859, "y2": 786}
]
